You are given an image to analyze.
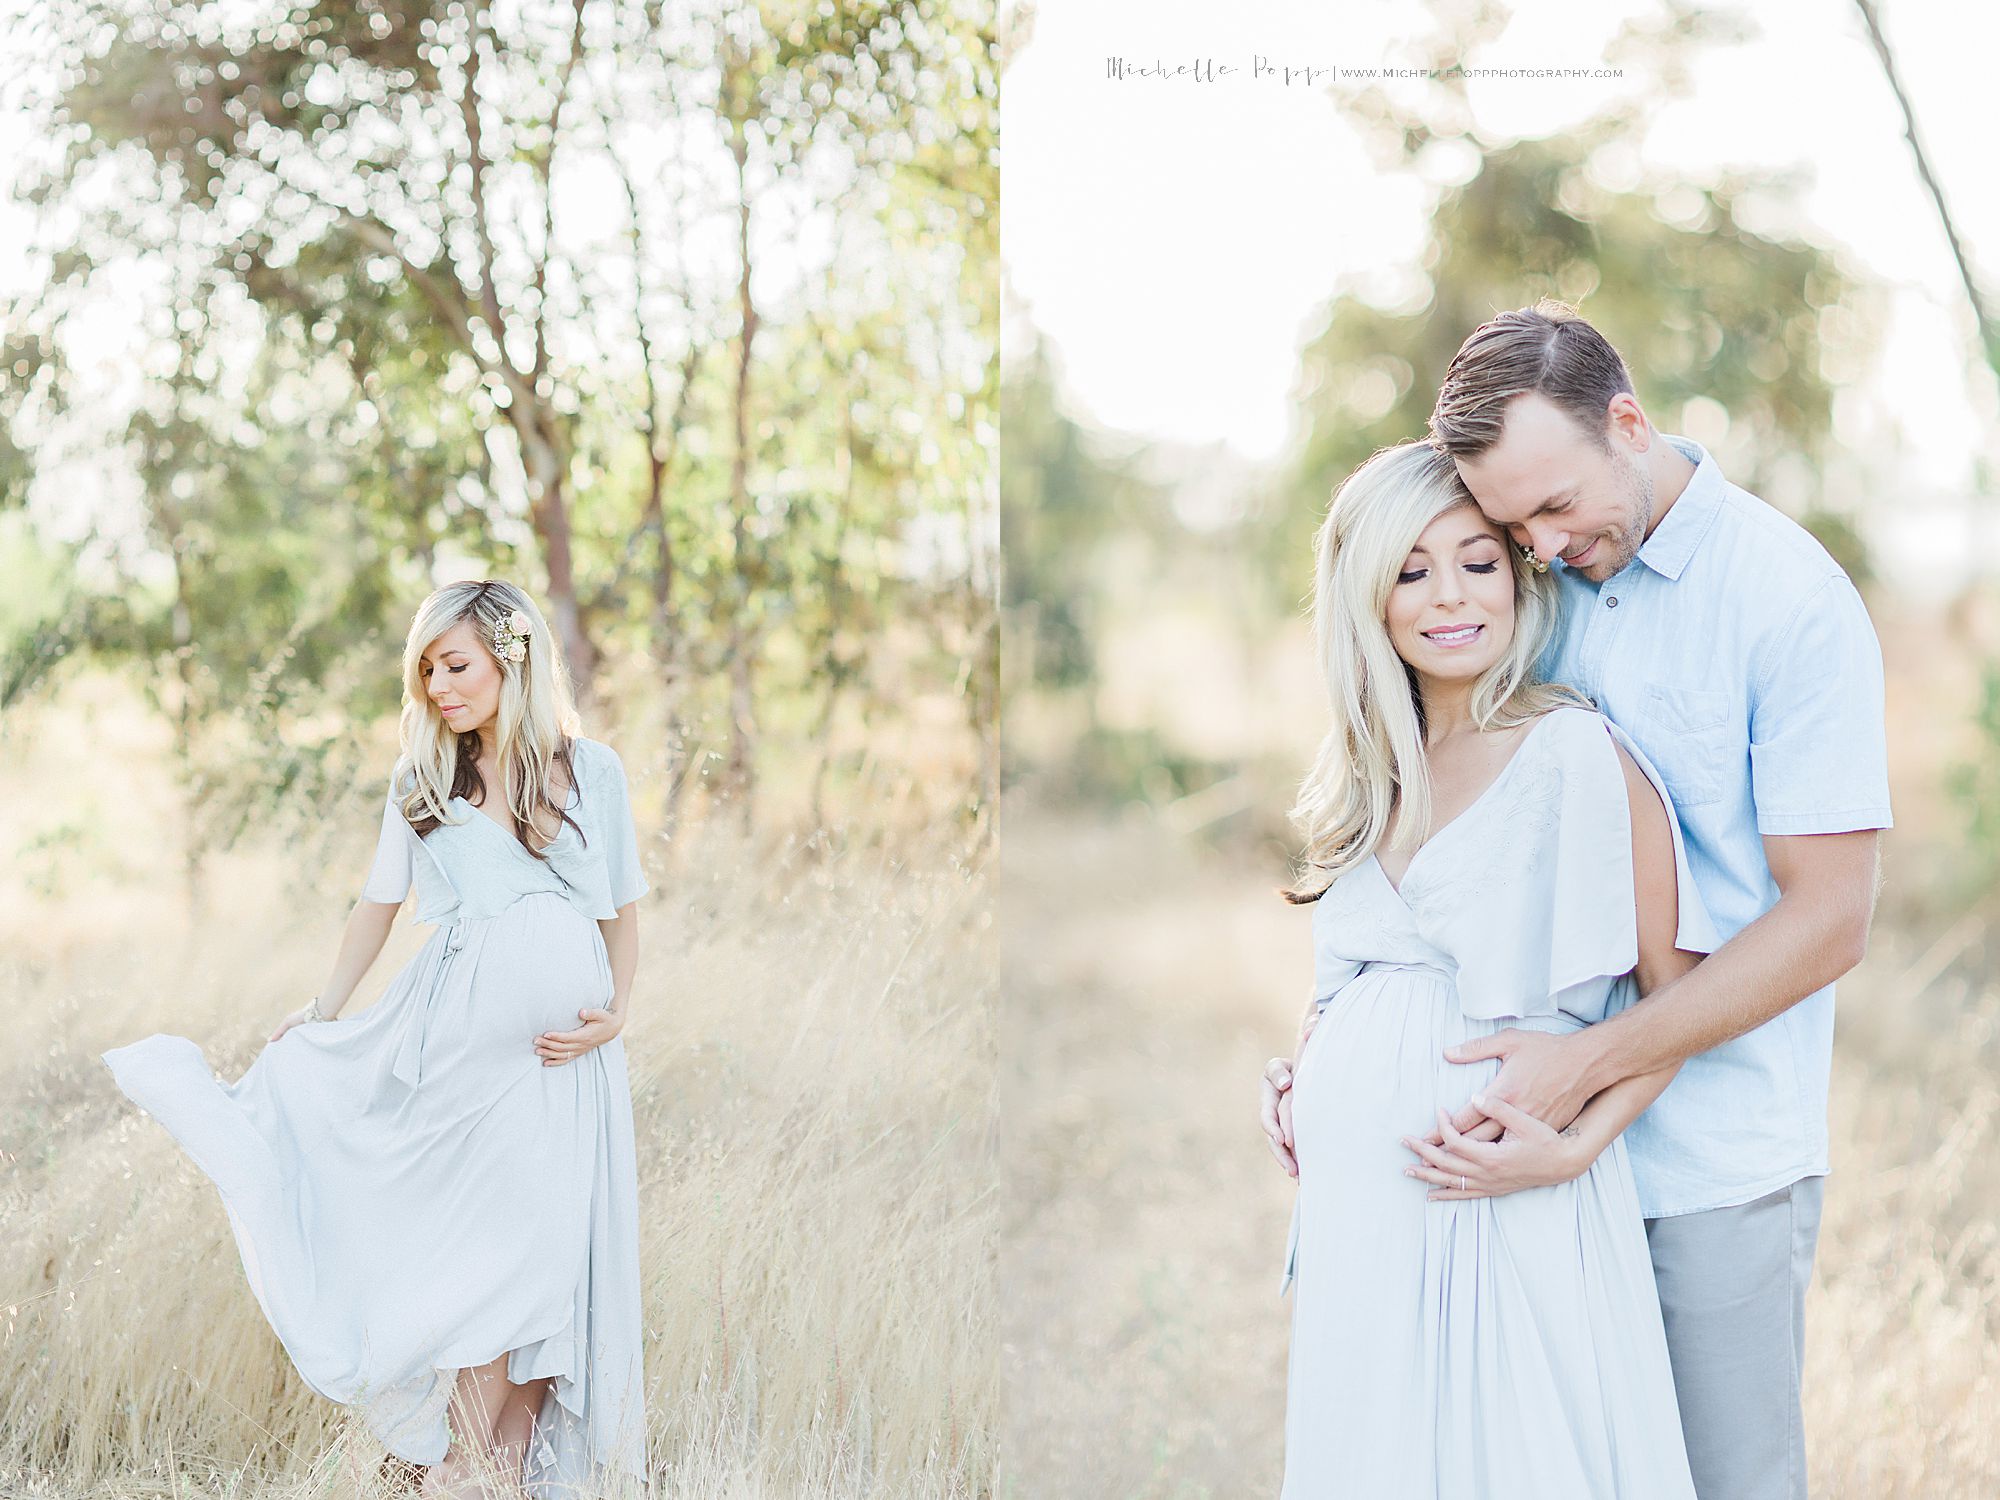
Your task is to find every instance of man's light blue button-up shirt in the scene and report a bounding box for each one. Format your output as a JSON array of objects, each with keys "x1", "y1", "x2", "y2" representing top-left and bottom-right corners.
[{"x1": 1543, "y1": 435, "x2": 1893, "y2": 1218}]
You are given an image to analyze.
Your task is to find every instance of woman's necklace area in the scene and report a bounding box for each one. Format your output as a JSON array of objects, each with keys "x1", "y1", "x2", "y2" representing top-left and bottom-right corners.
[{"x1": 463, "y1": 761, "x2": 572, "y2": 852}]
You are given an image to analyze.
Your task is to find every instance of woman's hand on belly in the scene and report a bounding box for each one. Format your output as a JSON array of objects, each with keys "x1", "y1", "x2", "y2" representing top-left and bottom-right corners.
[
  {"x1": 536, "y1": 1006, "x2": 624, "y2": 1066},
  {"x1": 1262, "y1": 1002, "x2": 1326, "y2": 1177},
  {"x1": 1261, "y1": 1055, "x2": 1299, "y2": 1177},
  {"x1": 1399, "y1": 1097, "x2": 1588, "y2": 1200}
]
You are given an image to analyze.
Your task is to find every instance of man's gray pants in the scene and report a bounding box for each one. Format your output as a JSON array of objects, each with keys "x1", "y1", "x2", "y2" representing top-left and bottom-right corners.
[{"x1": 1645, "y1": 1176, "x2": 1827, "y2": 1500}]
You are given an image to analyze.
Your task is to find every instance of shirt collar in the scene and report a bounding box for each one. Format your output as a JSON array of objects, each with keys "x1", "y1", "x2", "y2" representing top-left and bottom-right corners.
[{"x1": 1634, "y1": 434, "x2": 1725, "y2": 582}]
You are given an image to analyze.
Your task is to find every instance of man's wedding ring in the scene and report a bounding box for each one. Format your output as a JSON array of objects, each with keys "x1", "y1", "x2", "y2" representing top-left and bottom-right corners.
[{"x1": 1460, "y1": 1174, "x2": 1466, "y2": 1192}]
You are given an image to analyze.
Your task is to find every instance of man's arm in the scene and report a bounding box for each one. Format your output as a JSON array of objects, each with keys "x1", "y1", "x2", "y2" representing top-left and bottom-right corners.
[
  {"x1": 1570, "y1": 827, "x2": 1878, "y2": 1090},
  {"x1": 1443, "y1": 826, "x2": 1880, "y2": 1133},
  {"x1": 1450, "y1": 569, "x2": 1889, "y2": 1132}
]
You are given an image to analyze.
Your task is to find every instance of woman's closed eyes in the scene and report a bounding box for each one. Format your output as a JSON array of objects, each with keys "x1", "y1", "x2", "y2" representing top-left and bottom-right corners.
[{"x1": 1396, "y1": 559, "x2": 1502, "y2": 584}]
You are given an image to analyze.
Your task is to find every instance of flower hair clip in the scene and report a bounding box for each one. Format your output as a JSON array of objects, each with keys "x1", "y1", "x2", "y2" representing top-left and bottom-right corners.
[
  {"x1": 492, "y1": 608, "x2": 532, "y2": 663},
  {"x1": 1517, "y1": 542, "x2": 1550, "y2": 575}
]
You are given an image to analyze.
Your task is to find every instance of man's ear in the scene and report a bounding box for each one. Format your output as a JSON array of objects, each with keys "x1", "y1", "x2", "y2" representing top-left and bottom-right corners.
[{"x1": 1606, "y1": 391, "x2": 1651, "y2": 453}]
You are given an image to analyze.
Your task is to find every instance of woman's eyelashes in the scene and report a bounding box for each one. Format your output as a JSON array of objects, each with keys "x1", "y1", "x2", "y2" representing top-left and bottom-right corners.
[{"x1": 1395, "y1": 557, "x2": 1503, "y2": 585}]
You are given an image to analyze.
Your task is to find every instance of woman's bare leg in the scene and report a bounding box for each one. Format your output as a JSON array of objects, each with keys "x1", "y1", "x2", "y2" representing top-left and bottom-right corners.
[
  {"x1": 420, "y1": 1353, "x2": 516, "y2": 1499},
  {"x1": 490, "y1": 1373, "x2": 556, "y2": 1484}
]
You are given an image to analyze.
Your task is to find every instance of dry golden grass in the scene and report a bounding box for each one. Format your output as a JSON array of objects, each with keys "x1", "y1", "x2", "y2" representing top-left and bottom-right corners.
[
  {"x1": 999, "y1": 802, "x2": 2000, "y2": 1500},
  {"x1": 0, "y1": 681, "x2": 996, "y2": 1499}
]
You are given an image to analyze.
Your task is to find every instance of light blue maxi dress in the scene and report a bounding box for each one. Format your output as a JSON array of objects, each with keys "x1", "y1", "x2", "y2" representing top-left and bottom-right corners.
[
  {"x1": 1279, "y1": 707, "x2": 1716, "y2": 1499},
  {"x1": 101, "y1": 736, "x2": 652, "y2": 1499}
]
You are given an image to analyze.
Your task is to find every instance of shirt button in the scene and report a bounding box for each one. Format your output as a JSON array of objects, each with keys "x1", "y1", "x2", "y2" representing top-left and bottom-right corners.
[{"x1": 1605, "y1": 595, "x2": 1619, "y2": 608}]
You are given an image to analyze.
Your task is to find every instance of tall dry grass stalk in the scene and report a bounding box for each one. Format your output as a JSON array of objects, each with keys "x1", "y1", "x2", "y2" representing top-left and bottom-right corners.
[
  {"x1": 1801, "y1": 912, "x2": 2000, "y2": 1498},
  {"x1": 0, "y1": 688, "x2": 996, "y2": 1499}
]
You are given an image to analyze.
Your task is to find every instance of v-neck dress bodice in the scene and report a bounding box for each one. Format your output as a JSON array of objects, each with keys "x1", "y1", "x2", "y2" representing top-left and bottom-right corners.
[
  {"x1": 1279, "y1": 707, "x2": 1718, "y2": 1500},
  {"x1": 365, "y1": 736, "x2": 650, "y2": 927},
  {"x1": 1307, "y1": 707, "x2": 1715, "y2": 1028}
]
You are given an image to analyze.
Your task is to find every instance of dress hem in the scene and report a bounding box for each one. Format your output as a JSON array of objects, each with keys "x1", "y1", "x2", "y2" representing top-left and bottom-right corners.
[{"x1": 100, "y1": 1033, "x2": 649, "y2": 1493}]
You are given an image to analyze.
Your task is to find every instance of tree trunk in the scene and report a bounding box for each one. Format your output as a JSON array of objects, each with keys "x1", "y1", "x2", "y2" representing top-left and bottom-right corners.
[
  {"x1": 1852, "y1": 0, "x2": 2000, "y2": 379},
  {"x1": 722, "y1": 77, "x2": 761, "y2": 830},
  {"x1": 807, "y1": 677, "x2": 844, "y2": 832},
  {"x1": 171, "y1": 558, "x2": 204, "y2": 917},
  {"x1": 649, "y1": 457, "x2": 702, "y2": 856},
  {"x1": 513, "y1": 398, "x2": 597, "y2": 702},
  {"x1": 805, "y1": 392, "x2": 857, "y2": 830}
]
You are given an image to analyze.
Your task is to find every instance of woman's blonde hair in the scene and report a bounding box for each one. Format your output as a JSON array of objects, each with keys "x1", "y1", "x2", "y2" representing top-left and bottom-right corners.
[
  {"x1": 1284, "y1": 441, "x2": 1581, "y2": 903},
  {"x1": 394, "y1": 579, "x2": 586, "y2": 858}
]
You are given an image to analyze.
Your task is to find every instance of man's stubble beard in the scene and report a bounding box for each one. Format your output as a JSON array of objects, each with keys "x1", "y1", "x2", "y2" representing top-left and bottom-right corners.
[{"x1": 1575, "y1": 448, "x2": 1655, "y2": 584}]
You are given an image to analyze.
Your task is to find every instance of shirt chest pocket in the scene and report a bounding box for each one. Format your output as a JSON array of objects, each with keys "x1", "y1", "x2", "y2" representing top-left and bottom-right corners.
[{"x1": 1636, "y1": 684, "x2": 1737, "y2": 808}]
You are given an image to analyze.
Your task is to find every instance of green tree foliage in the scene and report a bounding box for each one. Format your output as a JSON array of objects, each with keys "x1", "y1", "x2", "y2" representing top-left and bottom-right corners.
[
  {"x1": 1003, "y1": 1, "x2": 1883, "y2": 813},
  {"x1": 1002, "y1": 322, "x2": 1243, "y2": 805},
  {"x1": 1000, "y1": 332, "x2": 1122, "y2": 700},
  {"x1": 1275, "y1": 2, "x2": 1876, "y2": 599},
  {"x1": 2, "y1": 0, "x2": 997, "y2": 862},
  {"x1": 1282, "y1": 129, "x2": 1865, "y2": 610}
]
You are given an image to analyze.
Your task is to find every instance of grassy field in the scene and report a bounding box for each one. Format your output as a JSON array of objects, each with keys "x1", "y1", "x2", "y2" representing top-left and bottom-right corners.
[
  {"x1": 0, "y1": 677, "x2": 997, "y2": 1499},
  {"x1": 998, "y1": 799, "x2": 2000, "y2": 1499}
]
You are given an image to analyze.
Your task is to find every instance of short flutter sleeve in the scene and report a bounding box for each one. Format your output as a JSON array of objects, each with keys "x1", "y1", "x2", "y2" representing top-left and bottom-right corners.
[
  {"x1": 359, "y1": 778, "x2": 415, "y2": 905},
  {"x1": 596, "y1": 744, "x2": 649, "y2": 910},
  {"x1": 543, "y1": 738, "x2": 651, "y2": 917},
  {"x1": 1425, "y1": 707, "x2": 1718, "y2": 1023}
]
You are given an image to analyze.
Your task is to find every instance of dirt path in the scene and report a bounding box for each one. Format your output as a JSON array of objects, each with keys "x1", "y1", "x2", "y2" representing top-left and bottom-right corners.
[{"x1": 1001, "y1": 810, "x2": 1304, "y2": 1498}]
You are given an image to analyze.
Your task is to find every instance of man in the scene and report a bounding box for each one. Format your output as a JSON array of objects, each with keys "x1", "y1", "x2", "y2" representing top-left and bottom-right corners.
[{"x1": 1259, "y1": 300, "x2": 1890, "y2": 1500}]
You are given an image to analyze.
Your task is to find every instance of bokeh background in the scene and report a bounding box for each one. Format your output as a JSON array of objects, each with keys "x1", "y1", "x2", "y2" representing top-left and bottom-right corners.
[
  {"x1": 1, "y1": 2, "x2": 996, "y2": 1496},
  {"x1": 1000, "y1": 1, "x2": 2000, "y2": 1496}
]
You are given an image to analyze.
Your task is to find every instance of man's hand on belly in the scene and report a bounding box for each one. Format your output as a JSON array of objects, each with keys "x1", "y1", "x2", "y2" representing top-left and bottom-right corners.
[{"x1": 1437, "y1": 1028, "x2": 1598, "y2": 1138}]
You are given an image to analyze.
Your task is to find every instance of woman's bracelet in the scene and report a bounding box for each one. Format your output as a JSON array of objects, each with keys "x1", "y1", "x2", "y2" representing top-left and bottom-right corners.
[{"x1": 303, "y1": 995, "x2": 328, "y2": 1023}]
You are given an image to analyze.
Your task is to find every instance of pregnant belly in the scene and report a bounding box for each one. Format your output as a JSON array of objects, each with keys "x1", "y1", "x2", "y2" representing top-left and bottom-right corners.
[
  {"x1": 464, "y1": 893, "x2": 613, "y2": 1047},
  {"x1": 1290, "y1": 970, "x2": 1507, "y2": 1184}
]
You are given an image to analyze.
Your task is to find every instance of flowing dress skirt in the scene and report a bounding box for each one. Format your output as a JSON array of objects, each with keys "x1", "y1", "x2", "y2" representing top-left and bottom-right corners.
[
  {"x1": 101, "y1": 890, "x2": 648, "y2": 1498},
  {"x1": 1281, "y1": 966, "x2": 1696, "y2": 1500}
]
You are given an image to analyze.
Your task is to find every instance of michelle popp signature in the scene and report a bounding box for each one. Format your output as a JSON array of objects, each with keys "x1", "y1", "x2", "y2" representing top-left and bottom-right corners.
[{"x1": 1104, "y1": 56, "x2": 1331, "y2": 86}]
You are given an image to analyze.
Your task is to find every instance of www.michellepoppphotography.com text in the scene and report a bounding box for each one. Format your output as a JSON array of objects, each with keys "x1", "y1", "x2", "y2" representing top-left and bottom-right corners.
[{"x1": 1103, "y1": 56, "x2": 1624, "y2": 84}]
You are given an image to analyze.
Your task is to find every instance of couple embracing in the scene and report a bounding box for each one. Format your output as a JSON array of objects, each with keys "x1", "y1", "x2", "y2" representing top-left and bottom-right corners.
[{"x1": 1258, "y1": 301, "x2": 1890, "y2": 1499}]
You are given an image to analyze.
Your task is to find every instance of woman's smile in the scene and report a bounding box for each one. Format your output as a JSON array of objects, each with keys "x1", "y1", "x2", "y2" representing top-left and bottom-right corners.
[{"x1": 1420, "y1": 623, "x2": 1485, "y2": 648}]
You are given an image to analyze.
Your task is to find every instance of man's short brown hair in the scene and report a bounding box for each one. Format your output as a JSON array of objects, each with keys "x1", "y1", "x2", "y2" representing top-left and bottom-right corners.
[{"x1": 1428, "y1": 300, "x2": 1635, "y2": 460}]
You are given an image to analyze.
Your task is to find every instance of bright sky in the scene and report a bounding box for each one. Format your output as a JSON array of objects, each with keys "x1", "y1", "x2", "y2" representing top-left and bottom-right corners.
[{"x1": 1002, "y1": 0, "x2": 2000, "y2": 527}]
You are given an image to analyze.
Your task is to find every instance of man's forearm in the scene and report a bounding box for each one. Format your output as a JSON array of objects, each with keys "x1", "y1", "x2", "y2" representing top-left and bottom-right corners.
[{"x1": 1578, "y1": 889, "x2": 1868, "y2": 1094}]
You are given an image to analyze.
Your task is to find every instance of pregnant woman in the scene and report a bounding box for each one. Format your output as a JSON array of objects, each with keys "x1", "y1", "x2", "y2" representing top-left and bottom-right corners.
[
  {"x1": 1271, "y1": 442, "x2": 1714, "y2": 1498},
  {"x1": 101, "y1": 579, "x2": 651, "y2": 1500}
]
